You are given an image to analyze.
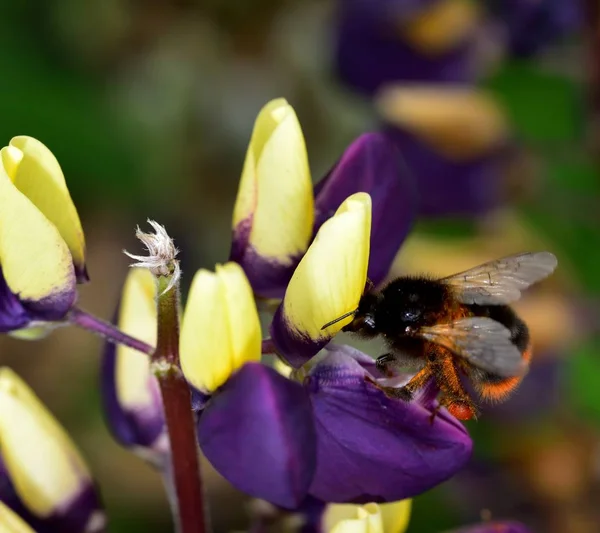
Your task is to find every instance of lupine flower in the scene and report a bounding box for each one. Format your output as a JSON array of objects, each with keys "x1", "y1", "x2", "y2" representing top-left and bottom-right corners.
[
  {"x1": 180, "y1": 262, "x2": 316, "y2": 508},
  {"x1": 377, "y1": 85, "x2": 511, "y2": 218},
  {"x1": 231, "y1": 99, "x2": 415, "y2": 299},
  {"x1": 101, "y1": 268, "x2": 167, "y2": 465},
  {"x1": 0, "y1": 136, "x2": 87, "y2": 337},
  {"x1": 0, "y1": 368, "x2": 104, "y2": 533},
  {"x1": 0, "y1": 501, "x2": 36, "y2": 533},
  {"x1": 334, "y1": 0, "x2": 481, "y2": 96}
]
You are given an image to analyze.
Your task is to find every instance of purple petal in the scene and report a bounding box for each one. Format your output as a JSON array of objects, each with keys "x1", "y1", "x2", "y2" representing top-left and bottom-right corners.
[
  {"x1": 0, "y1": 264, "x2": 76, "y2": 331},
  {"x1": 305, "y1": 346, "x2": 472, "y2": 503},
  {"x1": 100, "y1": 337, "x2": 167, "y2": 463},
  {"x1": 230, "y1": 220, "x2": 300, "y2": 299},
  {"x1": 269, "y1": 305, "x2": 330, "y2": 369},
  {"x1": 198, "y1": 363, "x2": 317, "y2": 508},
  {"x1": 383, "y1": 126, "x2": 506, "y2": 217},
  {"x1": 314, "y1": 133, "x2": 416, "y2": 286},
  {"x1": 0, "y1": 457, "x2": 106, "y2": 533},
  {"x1": 334, "y1": 4, "x2": 476, "y2": 96},
  {"x1": 0, "y1": 268, "x2": 32, "y2": 332},
  {"x1": 448, "y1": 522, "x2": 532, "y2": 533}
]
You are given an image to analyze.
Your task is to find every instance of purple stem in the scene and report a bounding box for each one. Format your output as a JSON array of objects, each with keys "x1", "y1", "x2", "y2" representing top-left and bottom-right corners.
[
  {"x1": 154, "y1": 280, "x2": 207, "y2": 533},
  {"x1": 68, "y1": 307, "x2": 154, "y2": 355}
]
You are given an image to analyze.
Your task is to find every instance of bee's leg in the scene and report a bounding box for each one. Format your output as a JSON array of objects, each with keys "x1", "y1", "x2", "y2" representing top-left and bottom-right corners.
[
  {"x1": 433, "y1": 354, "x2": 478, "y2": 421},
  {"x1": 375, "y1": 353, "x2": 397, "y2": 377},
  {"x1": 365, "y1": 365, "x2": 434, "y2": 402}
]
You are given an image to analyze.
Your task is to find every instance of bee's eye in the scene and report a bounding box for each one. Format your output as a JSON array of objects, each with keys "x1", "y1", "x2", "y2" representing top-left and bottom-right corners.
[{"x1": 402, "y1": 309, "x2": 421, "y2": 322}]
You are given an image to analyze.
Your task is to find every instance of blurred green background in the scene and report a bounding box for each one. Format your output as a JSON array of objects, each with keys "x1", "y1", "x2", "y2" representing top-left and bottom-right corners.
[{"x1": 0, "y1": 1, "x2": 598, "y2": 532}]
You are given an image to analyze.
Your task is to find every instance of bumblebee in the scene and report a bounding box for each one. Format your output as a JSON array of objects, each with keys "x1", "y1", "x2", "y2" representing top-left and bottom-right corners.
[{"x1": 323, "y1": 252, "x2": 558, "y2": 420}]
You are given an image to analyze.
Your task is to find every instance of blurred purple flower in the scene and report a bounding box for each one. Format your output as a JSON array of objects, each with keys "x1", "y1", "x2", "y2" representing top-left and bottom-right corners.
[
  {"x1": 334, "y1": 0, "x2": 479, "y2": 96},
  {"x1": 487, "y1": 0, "x2": 581, "y2": 57},
  {"x1": 383, "y1": 125, "x2": 508, "y2": 217}
]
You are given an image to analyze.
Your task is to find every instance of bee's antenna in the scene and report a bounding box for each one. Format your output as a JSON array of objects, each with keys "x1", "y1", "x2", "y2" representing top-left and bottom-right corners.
[{"x1": 321, "y1": 309, "x2": 357, "y2": 330}]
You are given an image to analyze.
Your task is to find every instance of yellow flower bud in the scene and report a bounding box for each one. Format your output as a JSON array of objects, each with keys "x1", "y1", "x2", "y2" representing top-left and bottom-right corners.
[
  {"x1": 1, "y1": 136, "x2": 86, "y2": 279},
  {"x1": 325, "y1": 500, "x2": 412, "y2": 533},
  {"x1": 232, "y1": 98, "x2": 314, "y2": 266},
  {"x1": 0, "y1": 368, "x2": 95, "y2": 518},
  {"x1": 180, "y1": 262, "x2": 261, "y2": 393},
  {"x1": 283, "y1": 192, "x2": 371, "y2": 340}
]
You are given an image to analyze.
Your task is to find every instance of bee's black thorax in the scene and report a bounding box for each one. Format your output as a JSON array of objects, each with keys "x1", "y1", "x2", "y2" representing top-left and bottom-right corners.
[{"x1": 375, "y1": 276, "x2": 449, "y2": 335}]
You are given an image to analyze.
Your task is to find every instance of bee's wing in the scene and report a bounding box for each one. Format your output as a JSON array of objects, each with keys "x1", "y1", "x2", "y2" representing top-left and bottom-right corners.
[
  {"x1": 419, "y1": 317, "x2": 527, "y2": 377},
  {"x1": 439, "y1": 252, "x2": 558, "y2": 305}
]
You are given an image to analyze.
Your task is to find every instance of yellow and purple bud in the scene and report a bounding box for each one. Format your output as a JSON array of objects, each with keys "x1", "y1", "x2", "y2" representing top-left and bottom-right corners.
[
  {"x1": 180, "y1": 263, "x2": 317, "y2": 508},
  {"x1": 0, "y1": 368, "x2": 105, "y2": 533},
  {"x1": 270, "y1": 192, "x2": 371, "y2": 368},
  {"x1": 230, "y1": 99, "x2": 314, "y2": 298},
  {"x1": 324, "y1": 500, "x2": 411, "y2": 533},
  {"x1": 0, "y1": 136, "x2": 87, "y2": 335},
  {"x1": 101, "y1": 268, "x2": 167, "y2": 465}
]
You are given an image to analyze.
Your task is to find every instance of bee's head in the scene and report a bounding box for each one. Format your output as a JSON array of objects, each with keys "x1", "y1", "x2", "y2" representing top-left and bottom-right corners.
[{"x1": 342, "y1": 293, "x2": 380, "y2": 337}]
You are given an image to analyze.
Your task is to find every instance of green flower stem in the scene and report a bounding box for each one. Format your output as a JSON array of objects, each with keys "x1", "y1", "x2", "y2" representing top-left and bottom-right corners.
[
  {"x1": 68, "y1": 307, "x2": 154, "y2": 355},
  {"x1": 154, "y1": 276, "x2": 208, "y2": 533}
]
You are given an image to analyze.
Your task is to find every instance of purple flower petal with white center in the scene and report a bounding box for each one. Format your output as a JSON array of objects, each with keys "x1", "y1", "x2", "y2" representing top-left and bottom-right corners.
[
  {"x1": 314, "y1": 133, "x2": 415, "y2": 286},
  {"x1": 198, "y1": 363, "x2": 317, "y2": 508},
  {"x1": 383, "y1": 126, "x2": 506, "y2": 217},
  {"x1": 448, "y1": 522, "x2": 532, "y2": 533},
  {"x1": 305, "y1": 346, "x2": 472, "y2": 503}
]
